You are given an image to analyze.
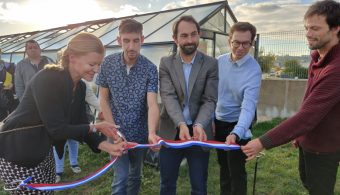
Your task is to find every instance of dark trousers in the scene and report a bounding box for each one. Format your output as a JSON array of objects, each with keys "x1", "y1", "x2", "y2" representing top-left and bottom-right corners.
[
  {"x1": 299, "y1": 147, "x2": 340, "y2": 195},
  {"x1": 214, "y1": 119, "x2": 250, "y2": 195},
  {"x1": 159, "y1": 125, "x2": 210, "y2": 195}
]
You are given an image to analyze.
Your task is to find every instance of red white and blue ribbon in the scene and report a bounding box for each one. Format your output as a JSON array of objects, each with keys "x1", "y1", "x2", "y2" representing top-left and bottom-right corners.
[{"x1": 18, "y1": 139, "x2": 239, "y2": 191}]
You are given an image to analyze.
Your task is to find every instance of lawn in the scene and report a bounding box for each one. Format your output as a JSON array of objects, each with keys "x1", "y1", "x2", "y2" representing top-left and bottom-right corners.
[{"x1": 1, "y1": 118, "x2": 339, "y2": 194}]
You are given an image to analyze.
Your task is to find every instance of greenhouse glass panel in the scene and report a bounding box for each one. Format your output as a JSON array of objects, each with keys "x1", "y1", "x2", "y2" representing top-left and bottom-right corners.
[
  {"x1": 145, "y1": 3, "x2": 222, "y2": 43},
  {"x1": 1, "y1": 54, "x2": 11, "y2": 64},
  {"x1": 41, "y1": 51, "x2": 58, "y2": 62},
  {"x1": 7, "y1": 31, "x2": 59, "y2": 53},
  {"x1": 2, "y1": 35, "x2": 29, "y2": 51},
  {"x1": 139, "y1": 10, "x2": 185, "y2": 38},
  {"x1": 39, "y1": 26, "x2": 88, "y2": 50},
  {"x1": 44, "y1": 34, "x2": 78, "y2": 50},
  {"x1": 93, "y1": 21, "x2": 118, "y2": 38},
  {"x1": 11, "y1": 53, "x2": 25, "y2": 64},
  {"x1": 184, "y1": 3, "x2": 221, "y2": 23},
  {"x1": 201, "y1": 8, "x2": 225, "y2": 32},
  {"x1": 141, "y1": 44, "x2": 173, "y2": 67},
  {"x1": 0, "y1": 37, "x2": 10, "y2": 45},
  {"x1": 1, "y1": 36, "x2": 23, "y2": 50},
  {"x1": 215, "y1": 33, "x2": 230, "y2": 57},
  {"x1": 15, "y1": 30, "x2": 71, "y2": 53},
  {"x1": 4, "y1": 31, "x2": 51, "y2": 53},
  {"x1": 134, "y1": 14, "x2": 156, "y2": 24},
  {"x1": 100, "y1": 21, "x2": 120, "y2": 45},
  {"x1": 105, "y1": 47, "x2": 122, "y2": 56},
  {"x1": 101, "y1": 15, "x2": 155, "y2": 46},
  {"x1": 199, "y1": 38, "x2": 214, "y2": 57},
  {"x1": 226, "y1": 13, "x2": 236, "y2": 33}
]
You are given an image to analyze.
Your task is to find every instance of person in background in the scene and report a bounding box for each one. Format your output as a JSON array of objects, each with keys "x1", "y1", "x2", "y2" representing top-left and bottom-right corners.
[
  {"x1": 0, "y1": 33, "x2": 125, "y2": 195},
  {"x1": 0, "y1": 57, "x2": 16, "y2": 121},
  {"x1": 14, "y1": 39, "x2": 53, "y2": 101},
  {"x1": 242, "y1": 1, "x2": 340, "y2": 195},
  {"x1": 158, "y1": 15, "x2": 218, "y2": 195},
  {"x1": 96, "y1": 18, "x2": 159, "y2": 195},
  {"x1": 84, "y1": 79, "x2": 101, "y2": 122},
  {"x1": 214, "y1": 22, "x2": 261, "y2": 195}
]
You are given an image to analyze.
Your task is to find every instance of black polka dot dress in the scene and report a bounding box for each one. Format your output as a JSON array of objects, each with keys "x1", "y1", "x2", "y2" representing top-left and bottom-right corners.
[{"x1": 0, "y1": 149, "x2": 55, "y2": 195}]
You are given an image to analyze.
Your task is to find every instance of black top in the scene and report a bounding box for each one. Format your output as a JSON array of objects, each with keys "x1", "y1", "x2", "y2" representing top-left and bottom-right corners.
[{"x1": 0, "y1": 68, "x2": 105, "y2": 168}]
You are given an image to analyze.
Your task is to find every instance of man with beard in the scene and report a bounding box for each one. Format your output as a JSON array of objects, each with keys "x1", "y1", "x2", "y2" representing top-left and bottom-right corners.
[
  {"x1": 158, "y1": 15, "x2": 218, "y2": 195},
  {"x1": 242, "y1": 1, "x2": 340, "y2": 195},
  {"x1": 214, "y1": 22, "x2": 261, "y2": 195},
  {"x1": 96, "y1": 18, "x2": 160, "y2": 195}
]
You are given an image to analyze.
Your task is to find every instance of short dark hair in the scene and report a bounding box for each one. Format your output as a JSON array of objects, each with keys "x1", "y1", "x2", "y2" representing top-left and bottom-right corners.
[
  {"x1": 25, "y1": 39, "x2": 40, "y2": 49},
  {"x1": 229, "y1": 22, "x2": 257, "y2": 42},
  {"x1": 304, "y1": 0, "x2": 340, "y2": 38},
  {"x1": 172, "y1": 15, "x2": 200, "y2": 38},
  {"x1": 119, "y1": 18, "x2": 143, "y2": 35}
]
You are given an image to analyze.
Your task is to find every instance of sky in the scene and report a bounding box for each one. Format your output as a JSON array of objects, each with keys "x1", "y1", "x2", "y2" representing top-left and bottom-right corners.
[{"x1": 0, "y1": 0, "x2": 334, "y2": 36}]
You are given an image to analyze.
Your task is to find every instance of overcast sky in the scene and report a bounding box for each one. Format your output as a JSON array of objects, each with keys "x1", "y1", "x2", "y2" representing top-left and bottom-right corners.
[{"x1": 0, "y1": 0, "x2": 335, "y2": 36}]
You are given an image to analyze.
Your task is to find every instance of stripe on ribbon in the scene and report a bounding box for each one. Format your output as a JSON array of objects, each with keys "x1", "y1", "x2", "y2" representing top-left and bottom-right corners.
[{"x1": 22, "y1": 139, "x2": 239, "y2": 191}]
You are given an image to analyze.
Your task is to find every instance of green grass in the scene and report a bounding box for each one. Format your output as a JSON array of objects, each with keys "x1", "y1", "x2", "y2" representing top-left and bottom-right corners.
[{"x1": 1, "y1": 118, "x2": 339, "y2": 194}]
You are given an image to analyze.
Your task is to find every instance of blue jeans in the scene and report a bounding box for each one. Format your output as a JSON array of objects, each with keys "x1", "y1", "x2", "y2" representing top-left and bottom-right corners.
[
  {"x1": 53, "y1": 139, "x2": 79, "y2": 173},
  {"x1": 112, "y1": 148, "x2": 146, "y2": 195},
  {"x1": 159, "y1": 146, "x2": 210, "y2": 195}
]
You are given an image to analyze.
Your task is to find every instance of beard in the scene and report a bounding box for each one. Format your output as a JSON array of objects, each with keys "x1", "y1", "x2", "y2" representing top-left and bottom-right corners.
[
  {"x1": 180, "y1": 43, "x2": 198, "y2": 55},
  {"x1": 307, "y1": 33, "x2": 331, "y2": 50},
  {"x1": 308, "y1": 39, "x2": 330, "y2": 50}
]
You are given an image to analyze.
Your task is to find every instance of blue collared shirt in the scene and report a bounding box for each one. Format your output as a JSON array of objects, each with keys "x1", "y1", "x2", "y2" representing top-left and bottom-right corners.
[
  {"x1": 181, "y1": 54, "x2": 196, "y2": 125},
  {"x1": 215, "y1": 53, "x2": 262, "y2": 139},
  {"x1": 96, "y1": 52, "x2": 158, "y2": 143}
]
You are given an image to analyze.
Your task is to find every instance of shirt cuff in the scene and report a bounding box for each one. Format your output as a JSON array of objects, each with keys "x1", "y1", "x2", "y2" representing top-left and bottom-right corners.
[
  {"x1": 259, "y1": 134, "x2": 274, "y2": 150},
  {"x1": 193, "y1": 123, "x2": 204, "y2": 129},
  {"x1": 177, "y1": 122, "x2": 186, "y2": 128}
]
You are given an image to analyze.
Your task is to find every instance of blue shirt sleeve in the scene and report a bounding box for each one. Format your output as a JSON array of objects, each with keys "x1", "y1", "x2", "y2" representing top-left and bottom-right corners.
[
  {"x1": 232, "y1": 65, "x2": 262, "y2": 139},
  {"x1": 147, "y1": 63, "x2": 158, "y2": 93},
  {"x1": 96, "y1": 57, "x2": 109, "y2": 88}
]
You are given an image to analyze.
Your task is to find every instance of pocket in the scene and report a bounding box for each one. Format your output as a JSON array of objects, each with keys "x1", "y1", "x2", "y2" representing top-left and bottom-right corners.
[{"x1": 160, "y1": 105, "x2": 169, "y2": 119}]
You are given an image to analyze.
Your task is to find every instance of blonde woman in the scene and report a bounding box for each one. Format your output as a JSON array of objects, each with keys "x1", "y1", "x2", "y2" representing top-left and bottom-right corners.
[{"x1": 0, "y1": 33, "x2": 125, "y2": 194}]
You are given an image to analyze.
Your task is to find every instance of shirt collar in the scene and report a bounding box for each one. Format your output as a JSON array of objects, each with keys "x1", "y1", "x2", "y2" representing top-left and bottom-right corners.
[
  {"x1": 228, "y1": 53, "x2": 250, "y2": 67},
  {"x1": 119, "y1": 52, "x2": 141, "y2": 67},
  {"x1": 180, "y1": 52, "x2": 197, "y2": 65}
]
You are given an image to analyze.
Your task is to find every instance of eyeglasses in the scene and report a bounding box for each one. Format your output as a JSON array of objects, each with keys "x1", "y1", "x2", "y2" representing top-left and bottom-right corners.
[{"x1": 231, "y1": 41, "x2": 252, "y2": 48}]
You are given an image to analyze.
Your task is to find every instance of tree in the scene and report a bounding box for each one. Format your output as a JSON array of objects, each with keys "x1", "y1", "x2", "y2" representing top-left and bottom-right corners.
[
  {"x1": 283, "y1": 59, "x2": 308, "y2": 79},
  {"x1": 258, "y1": 49, "x2": 276, "y2": 73}
]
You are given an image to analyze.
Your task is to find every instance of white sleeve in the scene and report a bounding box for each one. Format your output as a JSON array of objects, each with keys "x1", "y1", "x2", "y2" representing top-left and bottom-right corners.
[{"x1": 84, "y1": 80, "x2": 101, "y2": 111}]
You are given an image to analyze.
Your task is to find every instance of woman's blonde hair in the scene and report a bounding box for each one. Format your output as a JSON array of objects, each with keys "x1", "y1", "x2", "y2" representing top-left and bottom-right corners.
[{"x1": 56, "y1": 33, "x2": 105, "y2": 69}]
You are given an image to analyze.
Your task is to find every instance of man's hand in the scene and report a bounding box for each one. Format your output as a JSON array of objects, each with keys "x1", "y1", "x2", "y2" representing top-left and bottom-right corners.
[
  {"x1": 98, "y1": 141, "x2": 126, "y2": 157},
  {"x1": 241, "y1": 138, "x2": 264, "y2": 161},
  {"x1": 193, "y1": 125, "x2": 207, "y2": 141},
  {"x1": 179, "y1": 123, "x2": 191, "y2": 140},
  {"x1": 225, "y1": 134, "x2": 237, "y2": 145},
  {"x1": 148, "y1": 132, "x2": 161, "y2": 151},
  {"x1": 291, "y1": 140, "x2": 298, "y2": 148}
]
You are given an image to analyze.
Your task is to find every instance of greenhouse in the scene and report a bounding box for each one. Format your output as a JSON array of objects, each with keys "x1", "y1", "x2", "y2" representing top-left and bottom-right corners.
[{"x1": 0, "y1": 1, "x2": 237, "y2": 66}]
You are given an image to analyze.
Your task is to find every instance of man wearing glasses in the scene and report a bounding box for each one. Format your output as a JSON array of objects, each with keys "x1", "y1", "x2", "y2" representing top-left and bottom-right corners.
[{"x1": 214, "y1": 22, "x2": 262, "y2": 195}]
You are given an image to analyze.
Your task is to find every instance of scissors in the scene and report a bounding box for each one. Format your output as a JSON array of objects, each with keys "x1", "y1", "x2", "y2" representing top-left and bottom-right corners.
[{"x1": 116, "y1": 130, "x2": 127, "y2": 142}]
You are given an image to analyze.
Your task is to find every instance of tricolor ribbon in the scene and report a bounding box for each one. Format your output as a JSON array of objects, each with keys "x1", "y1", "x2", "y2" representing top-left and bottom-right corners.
[{"x1": 16, "y1": 139, "x2": 239, "y2": 191}]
